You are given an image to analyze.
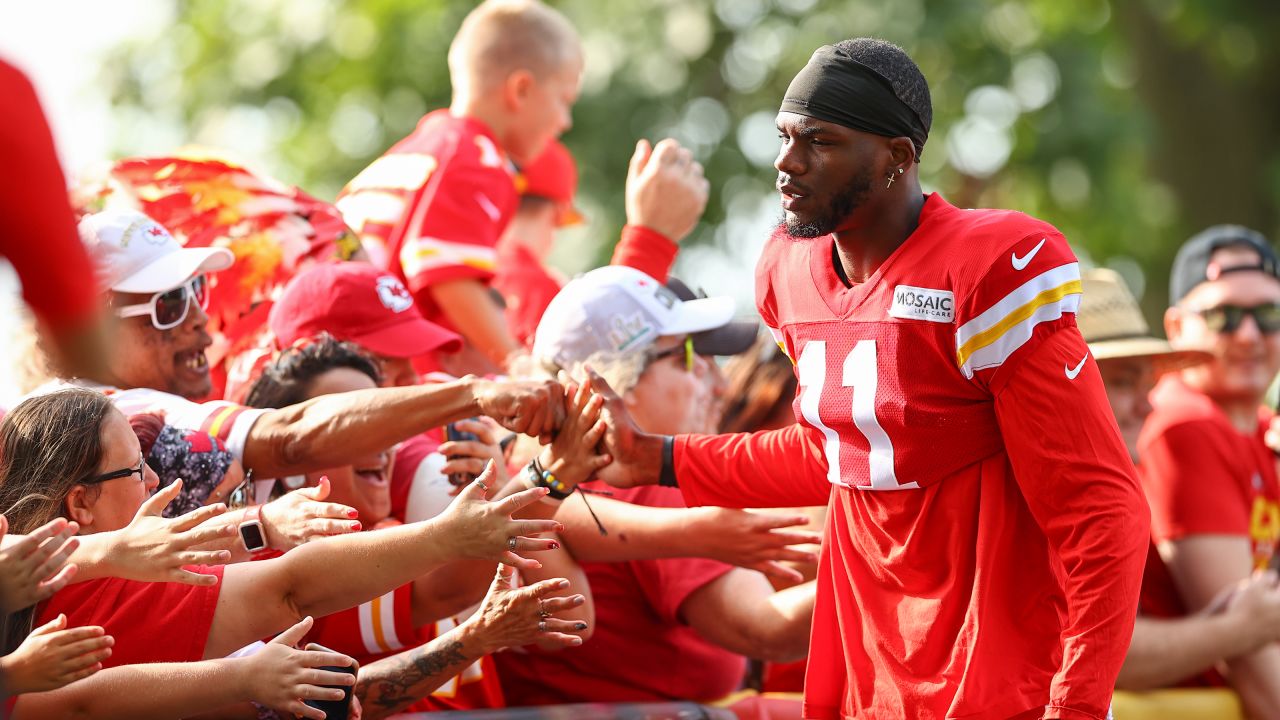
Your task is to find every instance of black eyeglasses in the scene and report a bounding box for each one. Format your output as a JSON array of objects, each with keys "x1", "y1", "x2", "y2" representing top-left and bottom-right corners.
[
  {"x1": 1193, "y1": 303, "x2": 1280, "y2": 334},
  {"x1": 83, "y1": 455, "x2": 146, "y2": 486},
  {"x1": 645, "y1": 336, "x2": 695, "y2": 372}
]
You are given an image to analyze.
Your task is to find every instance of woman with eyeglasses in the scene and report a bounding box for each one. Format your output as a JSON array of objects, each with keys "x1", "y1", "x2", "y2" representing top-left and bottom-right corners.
[
  {"x1": 0, "y1": 388, "x2": 570, "y2": 719},
  {"x1": 497, "y1": 266, "x2": 817, "y2": 707}
]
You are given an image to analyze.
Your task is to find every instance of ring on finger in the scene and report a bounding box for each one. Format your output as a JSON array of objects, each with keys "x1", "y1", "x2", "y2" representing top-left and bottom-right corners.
[
  {"x1": 538, "y1": 620, "x2": 548, "y2": 632},
  {"x1": 474, "y1": 480, "x2": 488, "y2": 492},
  {"x1": 508, "y1": 537, "x2": 518, "y2": 551},
  {"x1": 539, "y1": 599, "x2": 551, "y2": 618}
]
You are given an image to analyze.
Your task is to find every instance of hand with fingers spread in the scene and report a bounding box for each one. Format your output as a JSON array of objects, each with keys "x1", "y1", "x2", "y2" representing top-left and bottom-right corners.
[
  {"x1": 0, "y1": 516, "x2": 80, "y2": 613},
  {"x1": 434, "y1": 463, "x2": 565, "y2": 569},
  {"x1": 530, "y1": 378, "x2": 611, "y2": 493},
  {"x1": 261, "y1": 476, "x2": 362, "y2": 550},
  {"x1": 625, "y1": 138, "x2": 711, "y2": 244},
  {"x1": 437, "y1": 417, "x2": 512, "y2": 497},
  {"x1": 584, "y1": 366, "x2": 665, "y2": 489},
  {"x1": 466, "y1": 565, "x2": 587, "y2": 653},
  {"x1": 688, "y1": 507, "x2": 822, "y2": 585},
  {"x1": 0, "y1": 614, "x2": 113, "y2": 693},
  {"x1": 91, "y1": 479, "x2": 234, "y2": 585},
  {"x1": 240, "y1": 616, "x2": 359, "y2": 720},
  {"x1": 470, "y1": 377, "x2": 567, "y2": 442}
]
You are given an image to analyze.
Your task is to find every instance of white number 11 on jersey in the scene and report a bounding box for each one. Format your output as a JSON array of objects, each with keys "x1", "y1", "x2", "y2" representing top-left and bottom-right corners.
[{"x1": 797, "y1": 340, "x2": 916, "y2": 490}]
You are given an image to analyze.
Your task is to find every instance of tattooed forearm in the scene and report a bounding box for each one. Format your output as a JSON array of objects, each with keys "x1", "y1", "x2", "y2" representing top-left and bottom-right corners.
[{"x1": 356, "y1": 639, "x2": 473, "y2": 718}]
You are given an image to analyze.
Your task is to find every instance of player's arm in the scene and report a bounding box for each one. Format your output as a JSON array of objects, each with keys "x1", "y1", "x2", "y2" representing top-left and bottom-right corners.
[
  {"x1": 679, "y1": 572, "x2": 815, "y2": 663},
  {"x1": 994, "y1": 326, "x2": 1149, "y2": 720},
  {"x1": 241, "y1": 377, "x2": 562, "y2": 478},
  {"x1": 1160, "y1": 536, "x2": 1280, "y2": 716},
  {"x1": 427, "y1": 279, "x2": 521, "y2": 370}
]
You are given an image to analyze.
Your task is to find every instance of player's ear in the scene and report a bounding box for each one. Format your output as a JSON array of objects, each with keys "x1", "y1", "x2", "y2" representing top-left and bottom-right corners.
[{"x1": 886, "y1": 137, "x2": 915, "y2": 174}]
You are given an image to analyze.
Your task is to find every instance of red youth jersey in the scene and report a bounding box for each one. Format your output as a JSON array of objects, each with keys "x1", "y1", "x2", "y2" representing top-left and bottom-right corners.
[
  {"x1": 337, "y1": 110, "x2": 517, "y2": 331},
  {"x1": 497, "y1": 484, "x2": 744, "y2": 705},
  {"x1": 1139, "y1": 375, "x2": 1280, "y2": 570},
  {"x1": 673, "y1": 194, "x2": 1147, "y2": 719}
]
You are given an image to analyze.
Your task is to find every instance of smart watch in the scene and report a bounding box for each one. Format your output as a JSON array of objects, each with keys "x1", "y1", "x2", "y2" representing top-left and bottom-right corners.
[{"x1": 239, "y1": 504, "x2": 267, "y2": 553}]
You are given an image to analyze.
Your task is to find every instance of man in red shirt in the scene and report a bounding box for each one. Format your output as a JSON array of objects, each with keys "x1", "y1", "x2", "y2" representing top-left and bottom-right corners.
[
  {"x1": 1139, "y1": 225, "x2": 1280, "y2": 716},
  {"x1": 583, "y1": 38, "x2": 1148, "y2": 719}
]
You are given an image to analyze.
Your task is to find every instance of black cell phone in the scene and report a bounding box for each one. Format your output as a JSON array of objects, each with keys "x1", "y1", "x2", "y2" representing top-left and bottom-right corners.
[
  {"x1": 445, "y1": 420, "x2": 483, "y2": 488},
  {"x1": 302, "y1": 644, "x2": 356, "y2": 720}
]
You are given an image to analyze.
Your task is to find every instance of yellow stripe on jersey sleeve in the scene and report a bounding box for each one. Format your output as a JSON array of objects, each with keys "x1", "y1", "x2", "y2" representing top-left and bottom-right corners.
[
  {"x1": 954, "y1": 263, "x2": 1082, "y2": 378},
  {"x1": 400, "y1": 237, "x2": 498, "y2": 279}
]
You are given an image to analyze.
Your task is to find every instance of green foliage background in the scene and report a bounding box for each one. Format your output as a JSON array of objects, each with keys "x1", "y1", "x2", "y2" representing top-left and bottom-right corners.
[{"x1": 101, "y1": 0, "x2": 1280, "y2": 316}]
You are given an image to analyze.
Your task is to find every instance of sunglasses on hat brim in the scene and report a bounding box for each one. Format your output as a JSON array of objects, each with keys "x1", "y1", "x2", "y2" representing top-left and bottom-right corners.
[{"x1": 115, "y1": 275, "x2": 209, "y2": 330}]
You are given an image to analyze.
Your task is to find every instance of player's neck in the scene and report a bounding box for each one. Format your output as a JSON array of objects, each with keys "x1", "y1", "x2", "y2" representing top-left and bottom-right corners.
[
  {"x1": 831, "y1": 191, "x2": 926, "y2": 285},
  {"x1": 449, "y1": 94, "x2": 509, "y2": 145}
]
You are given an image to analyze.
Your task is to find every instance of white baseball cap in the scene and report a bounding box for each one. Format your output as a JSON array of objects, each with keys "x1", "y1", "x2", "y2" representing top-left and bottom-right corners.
[
  {"x1": 533, "y1": 265, "x2": 736, "y2": 368},
  {"x1": 79, "y1": 208, "x2": 234, "y2": 294}
]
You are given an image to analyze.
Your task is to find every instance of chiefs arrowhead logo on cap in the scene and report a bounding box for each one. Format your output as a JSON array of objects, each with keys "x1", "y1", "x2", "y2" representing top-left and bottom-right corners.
[{"x1": 375, "y1": 276, "x2": 414, "y2": 313}]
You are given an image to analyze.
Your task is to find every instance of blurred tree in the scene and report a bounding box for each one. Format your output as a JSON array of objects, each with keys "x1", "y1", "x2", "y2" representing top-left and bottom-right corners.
[{"x1": 100, "y1": 0, "x2": 1279, "y2": 317}]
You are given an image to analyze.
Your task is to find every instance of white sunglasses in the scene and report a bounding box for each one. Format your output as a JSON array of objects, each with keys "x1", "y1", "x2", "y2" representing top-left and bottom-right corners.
[{"x1": 115, "y1": 275, "x2": 209, "y2": 330}]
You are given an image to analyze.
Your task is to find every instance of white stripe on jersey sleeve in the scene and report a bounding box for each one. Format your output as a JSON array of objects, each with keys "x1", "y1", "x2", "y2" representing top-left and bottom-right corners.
[
  {"x1": 954, "y1": 262, "x2": 1083, "y2": 379},
  {"x1": 357, "y1": 599, "x2": 381, "y2": 656},
  {"x1": 399, "y1": 236, "x2": 498, "y2": 278}
]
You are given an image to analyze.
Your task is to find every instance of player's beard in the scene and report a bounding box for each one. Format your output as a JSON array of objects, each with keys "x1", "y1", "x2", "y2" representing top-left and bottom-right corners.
[{"x1": 782, "y1": 167, "x2": 874, "y2": 239}]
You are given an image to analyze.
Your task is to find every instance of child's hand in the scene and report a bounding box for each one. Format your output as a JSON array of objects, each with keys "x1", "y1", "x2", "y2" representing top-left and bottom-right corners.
[
  {"x1": 536, "y1": 378, "x2": 612, "y2": 490},
  {"x1": 0, "y1": 614, "x2": 112, "y2": 693}
]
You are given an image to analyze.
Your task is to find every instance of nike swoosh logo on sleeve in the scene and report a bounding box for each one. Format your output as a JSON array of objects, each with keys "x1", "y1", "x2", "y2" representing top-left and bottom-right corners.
[
  {"x1": 1065, "y1": 352, "x2": 1089, "y2": 380},
  {"x1": 1011, "y1": 238, "x2": 1047, "y2": 271}
]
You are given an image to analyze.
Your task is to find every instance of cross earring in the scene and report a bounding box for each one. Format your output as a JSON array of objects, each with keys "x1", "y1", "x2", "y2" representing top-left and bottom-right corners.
[{"x1": 885, "y1": 173, "x2": 895, "y2": 189}]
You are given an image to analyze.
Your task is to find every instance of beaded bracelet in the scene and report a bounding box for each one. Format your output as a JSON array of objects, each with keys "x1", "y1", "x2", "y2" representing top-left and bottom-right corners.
[{"x1": 527, "y1": 456, "x2": 573, "y2": 500}]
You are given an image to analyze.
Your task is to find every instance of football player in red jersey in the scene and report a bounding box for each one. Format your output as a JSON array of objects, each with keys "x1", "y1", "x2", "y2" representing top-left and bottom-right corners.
[{"x1": 572, "y1": 39, "x2": 1149, "y2": 720}]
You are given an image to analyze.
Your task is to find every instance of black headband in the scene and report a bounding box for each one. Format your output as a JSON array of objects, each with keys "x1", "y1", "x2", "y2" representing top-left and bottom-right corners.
[{"x1": 779, "y1": 45, "x2": 929, "y2": 161}]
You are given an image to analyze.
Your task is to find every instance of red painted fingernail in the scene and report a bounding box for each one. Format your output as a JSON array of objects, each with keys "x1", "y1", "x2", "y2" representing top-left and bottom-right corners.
[
  {"x1": 347, "y1": 509, "x2": 359, "y2": 519},
  {"x1": 351, "y1": 522, "x2": 362, "y2": 531},
  {"x1": 549, "y1": 541, "x2": 560, "y2": 549}
]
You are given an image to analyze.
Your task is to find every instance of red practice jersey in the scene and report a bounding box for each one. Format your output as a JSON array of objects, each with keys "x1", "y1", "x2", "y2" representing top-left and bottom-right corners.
[
  {"x1": 337, "y1": 110, "x2": 517, "y2": 331},
  {"x1": 673, "y1": 194, "x2": 1147, "y2": 719}
]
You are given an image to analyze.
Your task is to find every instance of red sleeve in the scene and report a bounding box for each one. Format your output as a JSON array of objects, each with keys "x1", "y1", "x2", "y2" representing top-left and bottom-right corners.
[
  {"x1": 36, "y1": 565, "x2": 224, "y2": 667},
  {"x1": 674, "y1": 424, "x2": 830, "y2": 509},
  {"x1": 1140, "y1": 419, "x2": 1248, "y2": 543},
  {"x1": 400, "y1": 162, "x2": 512, "y2": 294},
  {"x1": 0, "y1": 61, "x2": 98, "y2": 331},
  {"x1": 306, "y1": 582, "x2": 417, "y2": 661},
  {"x1": 610, "y1": 225, "x2": 677, "y2": 282},
  {"x1": 994, "y1": 327, "x2": 1147, "y2": 720}
]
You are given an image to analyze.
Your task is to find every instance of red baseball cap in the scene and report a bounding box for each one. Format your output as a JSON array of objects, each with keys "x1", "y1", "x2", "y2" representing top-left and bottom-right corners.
[
  {"x1": 515, "y1": 140, "x2": 583, "y2": 227},
  {"x1": 270, "y1": 262, "x2": 462, "y2": 358}
]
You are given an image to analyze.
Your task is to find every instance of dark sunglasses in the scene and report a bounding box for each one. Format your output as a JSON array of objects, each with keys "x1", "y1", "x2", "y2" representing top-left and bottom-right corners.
[
  {"x1": 1193, "y1": 303, "x2": 1280, "y2": 334},
  {"x1": 83, "y1": 455, "x2": 146, "y2": 486},
  {"x1": 115, "y1": 274, "x2": 209, "y2": 330},
  {"x1": 646, "y1": 336, "x2": 695, "y2": 372}
]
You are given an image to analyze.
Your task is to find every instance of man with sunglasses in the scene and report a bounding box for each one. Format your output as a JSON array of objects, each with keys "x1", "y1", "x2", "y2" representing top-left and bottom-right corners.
[
  {"x1": 30, "y1": 209, "x2": 568, "y2": 483},
  {"x1": 1140, "y1": 225, "x2": 1280, "y2": 717}
]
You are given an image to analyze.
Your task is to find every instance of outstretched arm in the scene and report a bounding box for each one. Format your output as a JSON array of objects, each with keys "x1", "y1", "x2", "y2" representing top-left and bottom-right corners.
[
  {"x1": 680, "y1": 570, "x2": 815, "y2": 663},
  {"x1": 205, "y1": 472, "x2": 563, "y2": 659},
  {"x1": 243, "y1": 377, "x2": 564, "y2": 477},
  {"x1": 996, "y1": 328, "x2": 1148, "y2": 720}
]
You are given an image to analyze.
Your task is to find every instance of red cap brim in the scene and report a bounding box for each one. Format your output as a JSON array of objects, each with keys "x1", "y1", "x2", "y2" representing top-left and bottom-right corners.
[{"x1": 350, "y1": 316, "x2": 463, "y2": 359}]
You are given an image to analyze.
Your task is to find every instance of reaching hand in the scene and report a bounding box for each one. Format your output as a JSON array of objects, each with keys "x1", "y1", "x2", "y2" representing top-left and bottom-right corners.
[
  {"x1": 242, "y1": 616, "x2": 358, "y2": 720},
  {"x1": 584, "y1": 367, "x2": 664, "y2": 489},
  {"x1": 261, "y1": 477, "x2": 362, "y2": 550},
  {"x1": 106, "y1": 479, "x2": 234, "y2": 585},
  {"x1": 435, "y1": 462, "x2": 565, "y2": 570},
  {"x1": 468, "y1": 564, "x2": 587, "y2": 653},
  {"x1": 0, "y1": 614, "x2": 112, "y2": 693},
  {"x1": 689, "y1": 508, "x2": 822, "y2": 585},
  {"x1": 472, "y1": 378, "x2": 567, "y2": 443},
  {"x1": 624, "y1": 138, "x2": 710, "y2": 244},
  {"x1": 437, "y1": 417, "x2": 512, "y2": 496},
  {"x1": 537, "y1": 378, "x2": 611, "y2": 490},
  {"x1": 0, "y1": 516, "x2": 79, "y2": 614}
]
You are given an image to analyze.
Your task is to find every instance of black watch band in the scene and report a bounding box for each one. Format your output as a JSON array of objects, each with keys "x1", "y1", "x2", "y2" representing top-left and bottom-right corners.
[{"x1": 658, "y1": 435, "x2": 679, "y2": 488}]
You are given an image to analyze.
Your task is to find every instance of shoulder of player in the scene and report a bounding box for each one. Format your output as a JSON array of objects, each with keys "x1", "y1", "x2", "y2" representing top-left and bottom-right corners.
[{"x1": 948, "y1": 209, "x2": 1072, "y2": 277}]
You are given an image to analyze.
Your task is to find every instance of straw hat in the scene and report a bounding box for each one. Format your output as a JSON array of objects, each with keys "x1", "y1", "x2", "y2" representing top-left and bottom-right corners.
[{"x1": 1077, "y1": 268, "x2": 1210, "y2": 367}]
